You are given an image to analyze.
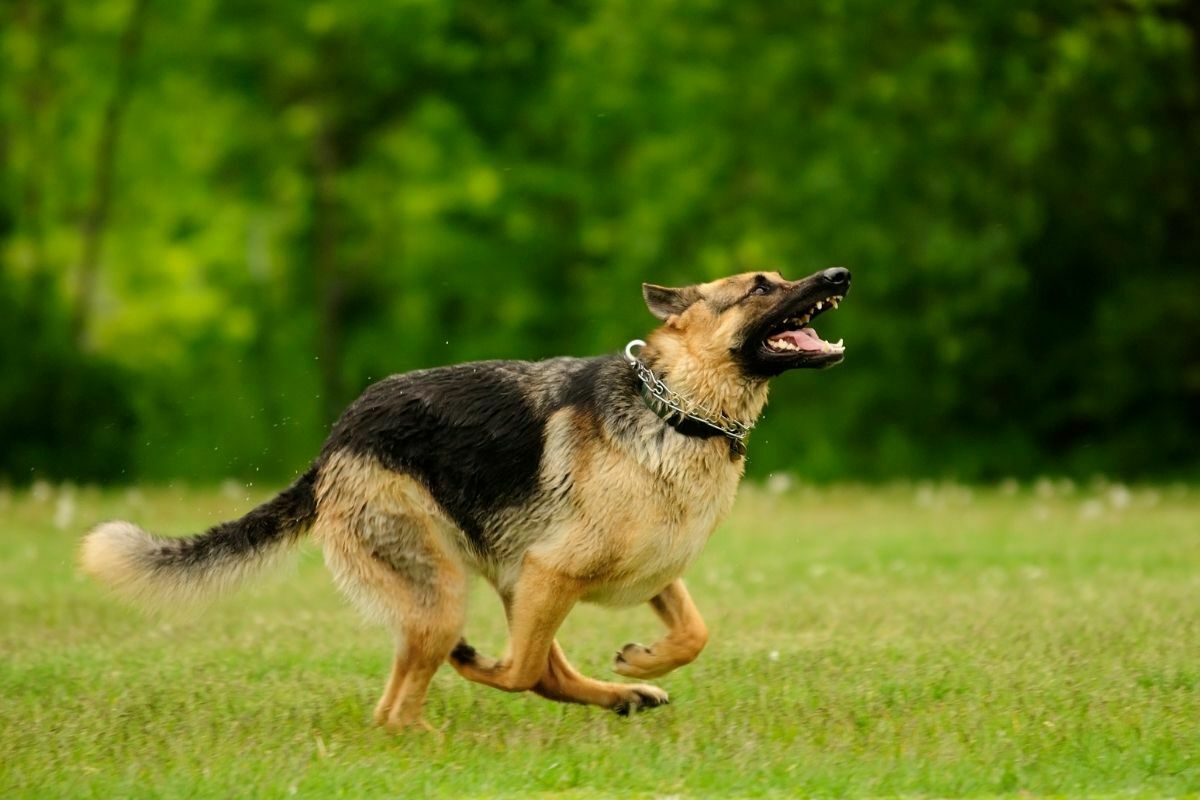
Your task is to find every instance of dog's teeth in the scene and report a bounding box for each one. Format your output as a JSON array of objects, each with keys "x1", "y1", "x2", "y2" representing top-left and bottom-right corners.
[
  {"x1": 815, "y1": 301, "x2": 823, "y2": 311},
  {"x1": 835, "y1": 338, "x2": 844, "y2": 348},
  {"x1": 830, "y1": 298, "x2": 839, "y2": 308}
]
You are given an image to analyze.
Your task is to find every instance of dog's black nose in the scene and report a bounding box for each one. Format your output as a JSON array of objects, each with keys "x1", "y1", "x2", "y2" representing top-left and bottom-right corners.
[{"x1": 821, "y1": 267, "x2": 851, "y2": 286}]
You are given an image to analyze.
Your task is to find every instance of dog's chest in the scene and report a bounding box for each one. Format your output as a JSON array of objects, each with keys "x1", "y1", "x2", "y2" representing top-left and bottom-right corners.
[
  {"x1": 547, "y1": 424, "x2": 744, "y2": 605},
  {"x1": 617, "y1": 464, "x2": 738, "y2": 599}
]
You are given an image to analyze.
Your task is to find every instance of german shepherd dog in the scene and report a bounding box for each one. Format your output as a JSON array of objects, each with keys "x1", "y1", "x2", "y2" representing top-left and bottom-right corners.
[{"x1": 82, "y1": 267, "x2": 850, "y2": 730}]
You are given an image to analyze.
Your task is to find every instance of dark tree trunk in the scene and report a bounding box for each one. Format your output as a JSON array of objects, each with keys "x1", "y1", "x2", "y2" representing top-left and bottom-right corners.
[
  {"x1": 71, "y1": 0, "x2": 150, "y2": 346},
  {"x1": 10, "y1": 0, "x2": 64, "y2": 287}
]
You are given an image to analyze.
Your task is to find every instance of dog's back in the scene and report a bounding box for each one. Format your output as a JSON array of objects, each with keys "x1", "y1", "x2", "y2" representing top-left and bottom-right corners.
[{"x1": 320, "y1": 356, "x2": 622, "y2": 557}]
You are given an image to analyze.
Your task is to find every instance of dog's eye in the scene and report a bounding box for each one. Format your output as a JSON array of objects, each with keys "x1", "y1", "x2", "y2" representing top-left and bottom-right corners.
[{"x1": 750, "y1": 284, "x2": 772, "y2": 297}]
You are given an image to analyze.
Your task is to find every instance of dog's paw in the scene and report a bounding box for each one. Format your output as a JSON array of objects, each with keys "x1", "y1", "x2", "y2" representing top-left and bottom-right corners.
[
  {"x1": 448, "y1": 638, "x2": 501, "y2": 678},
  {"x1": 611, "y1": 684, "x2": 670, "y2": 716},
  {"x1": 613, "y1": 642, "x2": 660, "y2": 678}
]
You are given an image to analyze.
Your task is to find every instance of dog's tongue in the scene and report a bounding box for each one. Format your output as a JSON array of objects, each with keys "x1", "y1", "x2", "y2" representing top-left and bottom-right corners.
[{"x1": 768, "y1": 327, "x2": 827, "y2": 351}]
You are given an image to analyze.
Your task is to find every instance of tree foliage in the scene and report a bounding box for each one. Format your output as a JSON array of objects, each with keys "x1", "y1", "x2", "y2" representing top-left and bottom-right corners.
[{"x1": 2, "y1": 0, "x2": 1197, "y2": 482}]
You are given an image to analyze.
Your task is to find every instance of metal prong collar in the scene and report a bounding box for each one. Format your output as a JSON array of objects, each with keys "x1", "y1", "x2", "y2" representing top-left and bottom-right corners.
[{"x1": 623, "y1": 338, "x2": 646, "y2": 364}]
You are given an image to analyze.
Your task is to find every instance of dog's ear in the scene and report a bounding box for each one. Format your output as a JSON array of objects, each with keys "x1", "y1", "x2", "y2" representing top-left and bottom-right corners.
[{"x1": 642, "y1": 283, "x2": 701, "y2": 321}]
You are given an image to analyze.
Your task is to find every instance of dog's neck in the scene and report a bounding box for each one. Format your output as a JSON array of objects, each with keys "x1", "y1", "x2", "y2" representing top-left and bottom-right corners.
[{"x1": 640, "y1": 331, "x2": 770, "y2": 426}]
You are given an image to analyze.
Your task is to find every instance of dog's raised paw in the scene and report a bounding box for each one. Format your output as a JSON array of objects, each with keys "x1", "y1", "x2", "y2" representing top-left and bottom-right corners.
[
  {"x1": 616, "y1": 642, "x2": 652, "y2": 662},
  {"x1": 613, "y1": 642, "x2": 656, "y2": 677},
  {"x1": 612, "y1": 684, "x2": 670, "y2": 716}
]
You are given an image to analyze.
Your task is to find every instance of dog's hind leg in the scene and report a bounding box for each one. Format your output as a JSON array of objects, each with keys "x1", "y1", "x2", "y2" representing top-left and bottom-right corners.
[
  {"x1": 373, "y1": 647, "x2": 411, "y2": 726},
  {"x1": 612, "y1": 579, "x2": 708, "y2": 679},
  {"x1": 321, "y1": 501, "x2": 466, "y2": 732}
]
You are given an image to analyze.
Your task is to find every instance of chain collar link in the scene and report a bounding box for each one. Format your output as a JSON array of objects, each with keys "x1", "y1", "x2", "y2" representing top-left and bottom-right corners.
[{"x1": 623, "y1": 339, "x2": 754, "y2": 442}]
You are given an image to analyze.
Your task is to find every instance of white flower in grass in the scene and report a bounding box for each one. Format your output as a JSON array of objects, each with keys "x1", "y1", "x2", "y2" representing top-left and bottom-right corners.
[{"x1": 1108, "y1": 485, "x2": 1131, "y2": 510}]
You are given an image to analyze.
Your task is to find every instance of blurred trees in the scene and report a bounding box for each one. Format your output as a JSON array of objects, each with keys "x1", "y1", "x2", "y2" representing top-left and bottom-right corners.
[{"x1": 1, "y1": 0, "x2": 1197, "y2": 483}]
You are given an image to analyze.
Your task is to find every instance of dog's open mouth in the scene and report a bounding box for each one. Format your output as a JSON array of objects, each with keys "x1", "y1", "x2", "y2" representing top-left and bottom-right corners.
[{"x1": 761, "y1": 293, "x2": 845, "y2": 358}]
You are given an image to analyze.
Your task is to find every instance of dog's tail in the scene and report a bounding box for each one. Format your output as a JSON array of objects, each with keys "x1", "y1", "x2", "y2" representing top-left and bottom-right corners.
[{"x1": 80, "y1": 465, "x2": 320, "y2": 611}]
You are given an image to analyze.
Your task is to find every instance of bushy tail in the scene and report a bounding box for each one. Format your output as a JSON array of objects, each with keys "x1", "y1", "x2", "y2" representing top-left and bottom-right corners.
[{"x1": 81, "y1": 466, "x2": 320, "y2": 611}]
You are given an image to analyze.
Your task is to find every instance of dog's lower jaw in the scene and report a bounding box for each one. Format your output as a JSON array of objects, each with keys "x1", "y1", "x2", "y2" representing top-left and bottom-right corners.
[{"x1": 639, "y1": 334, "x2": 772, "y2": 428}]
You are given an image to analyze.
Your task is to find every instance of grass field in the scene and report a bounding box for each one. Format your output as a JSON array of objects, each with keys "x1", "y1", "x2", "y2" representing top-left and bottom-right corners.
[{"x1": 1, "y1": 480, "x2": 1197, "y2": 798}]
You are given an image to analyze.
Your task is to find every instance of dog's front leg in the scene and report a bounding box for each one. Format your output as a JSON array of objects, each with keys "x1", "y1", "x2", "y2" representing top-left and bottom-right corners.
[
  {"x1": 449, "y1": 558, "x2": 580, "y2": 692},
  {"x1": 449, "y1": 559, "x2": 671, "y2": 714},
  {"x1": 613, "y1": 578, "x2": 709, "y2": 679},
  {"x1": 534, "y1": 639, "x2": 669, "y2": 715}
]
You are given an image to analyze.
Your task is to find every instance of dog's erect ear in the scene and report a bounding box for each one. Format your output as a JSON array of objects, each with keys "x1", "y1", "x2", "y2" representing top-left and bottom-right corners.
[{"x1": 642, "y1": 283, "x2": 701, "y2": 321}]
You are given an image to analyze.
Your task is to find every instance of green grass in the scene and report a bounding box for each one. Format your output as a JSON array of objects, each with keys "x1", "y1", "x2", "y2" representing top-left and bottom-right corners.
[{"x1": 1, "y1": 480, "x2": 1198, "y2": 798}]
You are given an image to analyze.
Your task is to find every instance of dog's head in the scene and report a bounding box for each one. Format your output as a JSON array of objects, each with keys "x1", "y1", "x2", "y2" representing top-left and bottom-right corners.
[{"x1": 642, "y1": 268, "x2": 851, "y2": 379}]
